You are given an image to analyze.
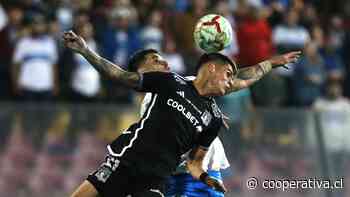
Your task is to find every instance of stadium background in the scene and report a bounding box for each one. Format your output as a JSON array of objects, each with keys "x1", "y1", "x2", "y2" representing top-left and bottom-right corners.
[{"x1": 0, "y1": 0, "x2": 349, "y2": 196}]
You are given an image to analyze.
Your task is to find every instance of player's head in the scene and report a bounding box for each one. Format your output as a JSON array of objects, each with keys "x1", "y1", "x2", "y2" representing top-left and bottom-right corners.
[
  {"x1": 128, "y1": 49, "x2": 169, "y2": 73},
  {"x1": 195, "y1": 53, "x2": 238, "y2": 96}
]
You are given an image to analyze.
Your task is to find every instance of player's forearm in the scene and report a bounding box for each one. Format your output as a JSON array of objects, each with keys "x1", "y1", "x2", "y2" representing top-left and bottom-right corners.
[
  {"x1": 228, "y1": 60, "x2": 272, "y2": 92},
  {"x1": 80, "y1": 47, "x2": 140, "y2": 88},
  {"x1": 238, "y1": 60, "x2": 272, "y2": 82}
]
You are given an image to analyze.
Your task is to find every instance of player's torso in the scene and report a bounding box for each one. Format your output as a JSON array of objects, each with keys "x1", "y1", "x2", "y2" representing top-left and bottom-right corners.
[
  {"x1": 145, "y1": 76, "x2": 222, "y2": 152},
  {"x1": 110, "y1": 75, "x2": 222, "y2": 176}
]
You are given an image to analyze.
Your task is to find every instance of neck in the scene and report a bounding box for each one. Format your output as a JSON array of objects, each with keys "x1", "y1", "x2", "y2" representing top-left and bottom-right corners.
[{"x1": 193, "y1": 77, "x2": 211, "y2": 97}]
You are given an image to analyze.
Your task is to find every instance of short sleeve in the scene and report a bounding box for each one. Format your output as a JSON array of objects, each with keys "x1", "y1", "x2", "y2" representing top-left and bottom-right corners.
[
  {"x1": 137, "y1": 72, "x2": 180, "y2": 93},
  {"x1": 196, "y1": 120, "x2": 222, "y2": 149}
]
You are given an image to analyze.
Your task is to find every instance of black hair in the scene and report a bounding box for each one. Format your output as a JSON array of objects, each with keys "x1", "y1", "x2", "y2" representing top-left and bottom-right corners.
[
  {"x1": 195, "y1": 53, "x2": 238, "y2": 75},
  {"x1": 127, "y1": 49, "x2": 159, "y2": 72}
]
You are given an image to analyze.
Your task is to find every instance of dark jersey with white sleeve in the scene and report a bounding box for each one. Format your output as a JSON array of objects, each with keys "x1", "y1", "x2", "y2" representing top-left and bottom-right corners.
[{"x1": 108, "y1": 72, "x2": 224, "y2": 178}]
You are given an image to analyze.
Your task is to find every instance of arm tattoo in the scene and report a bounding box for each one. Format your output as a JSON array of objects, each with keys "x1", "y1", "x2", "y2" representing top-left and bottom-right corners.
[
  {"x1": 81, "y1": 47, "x2": 140, "y2": 88},
  {"x1": 238, "y1": 61, "x2": 272, "y2": 80},
  {"x1": 228, "y1": 61, "x2": 272, "y2": 93}
]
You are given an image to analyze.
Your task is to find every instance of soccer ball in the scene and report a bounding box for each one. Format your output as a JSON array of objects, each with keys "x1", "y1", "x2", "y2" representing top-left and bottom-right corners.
[{"x1": 194, "y1": 14, "x2": 233, "y2": 53}]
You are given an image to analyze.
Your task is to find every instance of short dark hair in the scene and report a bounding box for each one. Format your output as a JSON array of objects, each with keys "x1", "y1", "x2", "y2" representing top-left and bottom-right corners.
[
  {"x1": 195, "y1": 53, "x2": 238, "y2": 75},
  {"x1": 127, "y1": 49, "x2": 159, "y2": 72}
]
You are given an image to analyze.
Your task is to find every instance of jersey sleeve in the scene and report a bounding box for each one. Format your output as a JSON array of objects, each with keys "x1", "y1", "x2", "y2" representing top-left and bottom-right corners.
[
  {"x1": 137, "y1": 71, "x2": 180, "y2": 93},
  {"x1": 196, "y1": 120, "x2": 222, "y2": 150}
]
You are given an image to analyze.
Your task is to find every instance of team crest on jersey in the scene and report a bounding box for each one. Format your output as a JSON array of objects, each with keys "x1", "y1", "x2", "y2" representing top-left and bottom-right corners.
[
  {"x1": 211, "y1": 103, "x2": 222, "y2": 118},
  {"x1": 201, "y1": 110, "x2": 212, "y2": 126},
  {"x1": 95, "y1": 166, "x2": 112, "y2": 183}
]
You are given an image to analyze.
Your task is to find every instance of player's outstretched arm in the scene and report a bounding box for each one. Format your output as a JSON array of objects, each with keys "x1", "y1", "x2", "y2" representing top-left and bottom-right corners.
[
  {"x1": 228, "y1": 51, "x2": 301, "y2": 92},
  {"x1": 62, "y1": 31, "x2": 140, "y2": 88},
  {"x1": 187, "y1": 147, "x2": 227, "y2": 193}
]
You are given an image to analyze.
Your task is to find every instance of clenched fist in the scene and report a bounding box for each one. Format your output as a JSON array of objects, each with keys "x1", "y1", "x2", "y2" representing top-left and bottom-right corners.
[{"x1": 62, "y1": 30, "x2": 88, "y2": 54}]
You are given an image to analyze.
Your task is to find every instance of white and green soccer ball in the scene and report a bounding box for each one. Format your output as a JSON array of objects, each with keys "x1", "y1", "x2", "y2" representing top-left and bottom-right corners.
[{"x1": 194, "y1": 14, "x2": 233, "y2": 53}]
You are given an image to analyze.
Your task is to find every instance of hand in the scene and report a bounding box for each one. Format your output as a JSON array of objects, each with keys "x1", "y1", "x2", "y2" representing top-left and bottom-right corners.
[
  {"x1": 62, "y1": 30, "x2": 88, "y2": 54},
  {"x1": 204, "y1": 175, "x2": 227, "y2": 193},
  {"x1": 200, "y1": 172, "x2": 227, "y2": 193},
  {"x1": 268, "y1": 51, "x2": 302, "y2": 69}
]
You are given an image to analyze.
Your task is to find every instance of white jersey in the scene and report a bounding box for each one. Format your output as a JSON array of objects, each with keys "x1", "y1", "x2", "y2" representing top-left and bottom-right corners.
[{"x1": 140, "y1": 76, "x2": 230, "y2": 171}]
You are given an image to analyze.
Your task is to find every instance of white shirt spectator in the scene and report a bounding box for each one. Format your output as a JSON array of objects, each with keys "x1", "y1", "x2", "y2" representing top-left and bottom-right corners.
[
  {"x1": 71, "y1": 40, "x2": 101, "y2": 97},
  {"x1": 141, "y1": 26, "x2": 163, "y2": 51},
  {"x1": 13, "y1": 35, "x2": 58, "y2": 91},
  {"x1": 313, "y1": 97, "x2": 350, "y2": 152},
  {"x1": 273, "y1": 25, "x2": 310, "y2": 48},
  {"x1": 273, "y1": 25, "x2": 310, "y2": 76}
]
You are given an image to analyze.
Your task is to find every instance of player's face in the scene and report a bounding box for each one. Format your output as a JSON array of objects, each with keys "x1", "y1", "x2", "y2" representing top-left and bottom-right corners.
[
  {"x1": 138, "y1": 53, "x2": 170, "y2": 73},
  {"x1": 210, "y1": 63, "x2": 235, "y2": 96}
]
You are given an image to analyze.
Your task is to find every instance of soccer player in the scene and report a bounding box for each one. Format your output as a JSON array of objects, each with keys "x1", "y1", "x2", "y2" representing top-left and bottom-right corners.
[
  {"x1": 62, "y1": 31, "x2": 300, "y2": 197},
  {"x1": 129, "y1": 52, "x2": 230, "y2": 197}
]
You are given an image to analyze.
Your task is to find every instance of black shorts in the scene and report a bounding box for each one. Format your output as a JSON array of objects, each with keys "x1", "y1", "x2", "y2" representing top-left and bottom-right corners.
[{"x1": 87, "y1": 152, "x2": 165, "y2": 197}]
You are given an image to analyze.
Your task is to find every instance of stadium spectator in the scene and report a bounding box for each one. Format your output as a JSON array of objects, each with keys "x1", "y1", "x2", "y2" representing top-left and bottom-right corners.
[
  {"x1": 70, "y1": 22, "x2": 102, "y2": 102},
  {"x1": 171, "y1": 0, "x2": 210, "y2": 74},
  {"x1": 272, "y1": 8, "x2": 310, "y2": 47},
  {"x1": 320, "y1": 37, "x2": 346, "y2": 82},
  {"x1": 214, "y1": 0, "x2": 239, "y2": 59},
  {"x1": 328, "y1": 15, "x2": 346, "y2": 54},
  {"x1": 293, "y1": 42, "x2": 325, "y2": 106},
  {"x1": 140, "y1": 9, "x2": 164, "y2": 51},
  {"x1": 272, "y1": 8, "x2": 310, "y2": 78},
  {"x1": 101, "y1": 6, "x2": 140, "y2": 67},
  {"x1": 236, "y1": 4, "x2": 273, "y2": 66},
  {"x1": 313, "y1": 80, "x2": 350, "y2": 197},
  {"x1": 299, "y1": 3, "x2": 319, "y2": 31},
  {"x1": 101, "y1": 6, "x2": 141, "y2": 103},
  {"x1": 12, "y1": 13, "x2": 59, "y2": 101},
  {"x1": 162, "y1": 36, "x2": 186, "y2": 74},
  {"x1": 0, "y1": 6, "x2": 24, "y2": 100}
]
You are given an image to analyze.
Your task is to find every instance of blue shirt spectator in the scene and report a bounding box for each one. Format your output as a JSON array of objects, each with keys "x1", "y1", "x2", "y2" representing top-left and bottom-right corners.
[
  {"x1": 101, "y1": 7, "x2": 141, "y2": 68},
  {"x1": 293, "y1": 43, "x2": 325, "y2": 106}
]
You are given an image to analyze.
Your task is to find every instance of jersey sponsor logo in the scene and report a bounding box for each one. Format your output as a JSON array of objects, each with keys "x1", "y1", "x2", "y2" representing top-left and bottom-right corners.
[
  {"x1": 167, "y1": 98, "x2": 200, "y2": 127},
  {"x1": 201, "y1": 110, "x2": 212, "y2": 126}
]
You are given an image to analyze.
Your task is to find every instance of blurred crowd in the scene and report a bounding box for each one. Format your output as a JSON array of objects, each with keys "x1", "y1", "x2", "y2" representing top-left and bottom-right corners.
[
  {"x1": 0, "y1": 0, "x2": 349, "y2": 108},
  {"x1": 1, "y1": 1, "x2": 350, "y2": 196}
]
